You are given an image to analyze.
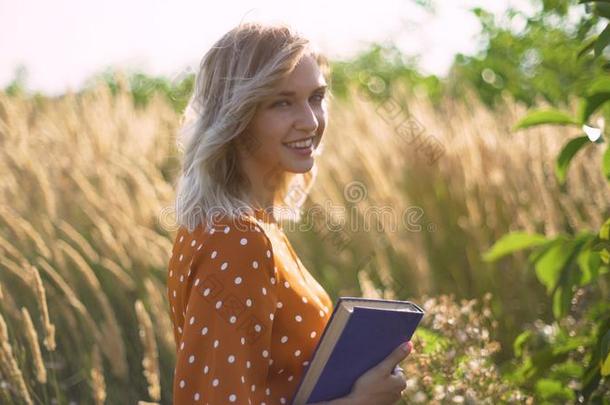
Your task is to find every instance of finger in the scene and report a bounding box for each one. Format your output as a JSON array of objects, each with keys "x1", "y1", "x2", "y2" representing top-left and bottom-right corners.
[
  {"x1": 378, "y1": 341, "x2": 412, "y2": 375},
  {"x1": 391, "y1": 365, "x2": 404, "y2": 376}
]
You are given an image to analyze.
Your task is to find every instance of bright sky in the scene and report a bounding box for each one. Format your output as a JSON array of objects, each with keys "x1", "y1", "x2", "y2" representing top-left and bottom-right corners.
[{"x1": 0, "y1": 0, "x2": 534, "y2": 96}]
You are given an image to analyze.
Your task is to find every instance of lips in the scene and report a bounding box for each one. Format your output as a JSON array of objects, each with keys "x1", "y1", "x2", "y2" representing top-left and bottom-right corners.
[{"x1": 283, "y1": 135, "x2": 316, "y2": 148}]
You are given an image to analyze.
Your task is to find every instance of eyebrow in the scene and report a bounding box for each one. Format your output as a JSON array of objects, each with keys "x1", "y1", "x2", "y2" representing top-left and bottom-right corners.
[{"x1": 275, "y1": 84, "x2": 327, "y2": 97}]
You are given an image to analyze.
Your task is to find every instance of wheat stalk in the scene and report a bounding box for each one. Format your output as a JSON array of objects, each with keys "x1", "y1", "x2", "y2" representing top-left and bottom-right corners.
[{"x1": 20, "y1": 307, "x2": 47, "y2": 383}]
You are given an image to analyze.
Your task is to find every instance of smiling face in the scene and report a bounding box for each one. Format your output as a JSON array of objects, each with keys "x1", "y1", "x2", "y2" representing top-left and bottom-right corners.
[{"x1": 239, "y1": 53, "x2": 328, "y2": 178}]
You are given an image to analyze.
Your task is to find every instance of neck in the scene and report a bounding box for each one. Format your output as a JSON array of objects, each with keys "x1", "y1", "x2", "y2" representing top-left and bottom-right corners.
[{"x1": 237, "y1": 148, "x2": 284, "y2": 221}]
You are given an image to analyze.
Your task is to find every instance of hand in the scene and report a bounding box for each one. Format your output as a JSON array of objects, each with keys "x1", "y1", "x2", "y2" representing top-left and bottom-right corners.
[{"x1": 343, "y1": 341, "x2": 413, "y2": 405}]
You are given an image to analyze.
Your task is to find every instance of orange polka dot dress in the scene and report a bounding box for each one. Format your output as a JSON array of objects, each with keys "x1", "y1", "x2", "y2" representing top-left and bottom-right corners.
[{"x1": 166, "y1": 208, "x2": 334, "y2": 404}]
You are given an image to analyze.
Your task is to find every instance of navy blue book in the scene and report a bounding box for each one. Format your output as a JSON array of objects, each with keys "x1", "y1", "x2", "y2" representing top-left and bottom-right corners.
[{"x1": 291, "y1": 296, "x2": 425, "y2": 405}]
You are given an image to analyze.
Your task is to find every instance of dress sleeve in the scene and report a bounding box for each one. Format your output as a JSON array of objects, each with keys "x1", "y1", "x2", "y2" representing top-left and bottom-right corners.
[{"x1": 173, "y1": 221, "x2": 279, "y2": 404}]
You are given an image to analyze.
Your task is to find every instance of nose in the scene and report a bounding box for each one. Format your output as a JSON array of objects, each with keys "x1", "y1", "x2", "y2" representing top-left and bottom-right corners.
[{"x1": 295, "y1": 102, "x2": 319, "y2": 133}]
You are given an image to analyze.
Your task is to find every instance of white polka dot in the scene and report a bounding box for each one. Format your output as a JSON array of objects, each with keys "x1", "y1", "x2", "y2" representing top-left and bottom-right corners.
[
  {"x1": 251, "y1": 384, "x2": 255, "y2": 391},
  {"x1": 252, "y1": 261, "x2": 259, "y2": 269},
  {"x1": 262, "y1": 350, "x2": 269, "y2": 358},
  {"x1": 262, "y1": 287, "x2": 267, "y2": 295},
  {"x1": 234, "y1": 277, "x2": 242, "y2": 285},
  {"x1": 284, "y1": 281, "x2": 290, "y2": 288},
  {"x1": 203, "y1": 288, "x2": 210, "y2": 296},
  {"x1": 209, "y1": 228, "x2": 215, "y2": 234},
  {"x1": 288, "y1": 375, "x2": 294, "y2": 381},
  {"x1": 180, "y1": 341, "x2": 185, "y2": 350},
  {"x1": 211, "y1": 250, "x2": 217, "y2": 259},
  {"x1": 189, "y1": 355, "x2": 195, "y2": 363},
  {"x1": 241, "y1": 375, "x2": 245, "y2": 383},
  {"x1": 216, "y1": 300, "x2": 222, "y2": 309},
  {"x1": 266, "y1": 388, "x2": 271, "y2": 395},
  {"x1": 189, "y1": 316, "x2": 195, "y2": 325},
  {"x1": 224, "y1": 226, "x2": 230, "y2": 233},
  {"x1": 254, "y1": 324, "x2": 261, "y2": 332},
  {"x1": 310, "y1": 331, "x2": 317, "y2": 338},
  {"x1": 194, "y1": 278, "x2": 200, "y2": 286},
  {"x1": 228, "y1": 355, "x2": 235, "y2": 363},
  {"x1": 197, "y1": 244, "x2": 203, "y2": 250},
  {"x1": 240, "y1": 238, "x2": 248, "y2": 245},
  {"x1": 179, "y1": 275, "x2": 184, "y2": 282},
  {"x1": 295, "y1": 315, "x2": 302, "y2": 322},
  {"x1": 277, "y1": 301, "x2": 283, "y2": 308},
  {"x1": 179, "y1": 254, "x2": 183, "y2": 261},
  {"x1": 269, "y1": 313, "x2": 274, "y2": 320},
  {"x1": 302, "y1": 296, "x2": 308, "y2": 303},
  {"x1": 266, "y1": 250, "x2": 271, "y2": 258},
  {"x1": 241, "y1": 337, "x2": 246, "y2": 345},
  {"x1": 220, "y1": 262, "x2": 228, "y2": 271},
  {"x1": 194, "y1": 392, "x2": 200, "y2": 400},
  {"x1": 230, "y1": 315, "x2": 237, "y2": 323},
  {"x1": 213, "y1": 339, "x2": 219, "y2": 348},
  {"x1": 212, "y1": 378, "x2": 219, "y2": 386},
  {"x1": 179, "y1": 379, "x2": 185, "y2": 388},
  {"x1": 302, "y1": 361, "x2": 309, "y2": 367},
  {"x1": 169, "y1": 270, "x2": 173, "y2": 277},
  {"x1": 246, "y1": 360, "x2": 251, "y2": 368},
  {"x1": 179, "y1": 235, "x2": 184, "y2": 243},
  {"x1": 246, "y1": 298, "x2": 252, "y2": 307},
  {"x1": 281, "y1": 397, "x2": 286, "y2": 404},
  {"x1": 204, "y1": 365, "x2": 209, "y2": 374},
  {"x1": 229, "y1": 394, "x2": 236, "y2": 402},
  {"x1": 191, "y1": 239, "x2": 196, "y2": 247},
  {"x1": 281, "y1": 336, "x2": 288, "y2": 343},
  {"x1": 173, "y1": 290, "x2": 176, "y2": 297},
  {"x1": 270, "y1": 277, "x2": 276, "y2": 284},
  {"x1": 295, "y1": 350, "x2": 301, "y2": 356}
]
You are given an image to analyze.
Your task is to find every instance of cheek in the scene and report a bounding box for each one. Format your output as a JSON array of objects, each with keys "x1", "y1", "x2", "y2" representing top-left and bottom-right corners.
[
  {"x1": 315, "y1": 110, "x2": 327, "y2": 134},
  {"x1": 251, "y1": 114, "x2": 289, "y2": 156}
]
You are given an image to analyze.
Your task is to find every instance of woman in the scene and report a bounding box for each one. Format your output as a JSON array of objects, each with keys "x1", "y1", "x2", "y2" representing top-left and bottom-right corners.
[{"x1": 166, "y1": 21, "x2": 413, "y2": 404}]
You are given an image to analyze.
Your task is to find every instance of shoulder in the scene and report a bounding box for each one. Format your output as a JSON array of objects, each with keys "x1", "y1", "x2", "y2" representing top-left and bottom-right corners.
[{"x1": 174, "y1": 214, "x2": 276, "y2": 267}]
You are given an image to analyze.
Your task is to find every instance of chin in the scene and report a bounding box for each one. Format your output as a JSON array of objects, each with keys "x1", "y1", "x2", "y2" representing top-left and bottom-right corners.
[{"x1": 284, "y1": 158, "x2": 315, "y2": 174}]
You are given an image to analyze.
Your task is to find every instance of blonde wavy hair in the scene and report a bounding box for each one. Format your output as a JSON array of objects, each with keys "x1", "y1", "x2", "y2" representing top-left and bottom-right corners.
[{"x1": 174, "y1": 21, "x2": 332, "y2": 233}]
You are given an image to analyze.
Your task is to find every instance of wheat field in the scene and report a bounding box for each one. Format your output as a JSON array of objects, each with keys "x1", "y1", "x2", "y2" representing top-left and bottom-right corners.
[{"x1": 0, "y1": 72, "x2": 607, "y2": 403}]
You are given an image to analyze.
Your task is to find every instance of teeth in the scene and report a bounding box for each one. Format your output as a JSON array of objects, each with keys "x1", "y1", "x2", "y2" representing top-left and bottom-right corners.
[{"x1": 285, "y1": 137, "x2": 313, "y2": 148}]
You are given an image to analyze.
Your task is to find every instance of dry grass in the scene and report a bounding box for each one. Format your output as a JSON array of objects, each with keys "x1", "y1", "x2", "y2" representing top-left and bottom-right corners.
[{"x1": 0, "y1": 71, "x2": 607, "y2": 402}]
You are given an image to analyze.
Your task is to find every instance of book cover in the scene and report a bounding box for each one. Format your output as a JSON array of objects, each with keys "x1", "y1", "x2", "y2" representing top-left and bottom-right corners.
[{"x1": 291, "y1": 296, "x2": 424, "y2": 405}]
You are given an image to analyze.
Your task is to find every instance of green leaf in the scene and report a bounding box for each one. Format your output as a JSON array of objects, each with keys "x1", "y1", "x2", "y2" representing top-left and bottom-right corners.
[
  {"x1": 556, "y1": 136, "x2": 590, "y2": 184},
  {"x1": 595, "y1": 24, "x2": 610, "y2": 59},
  {"x1": 513, "y1": 110, "x2": 580, "y2": 130},
  {"x1": 482, "y1": 232, "x2": 550, "y2": 262},
  {"x1": 553, "y1": 285, "x2": 573, "y2": 318},
  {"x1": 586, "y1": 76, "x2": 610, "y2": 95},
  {"x1": 535, "y1": 378, "x2": 575, "y2": 400},
  {"x1": 594, "y1": 6, "x2": 610, "y2": 21},
  {"x1": 578, "y1": 36, "x2": 598, "y2": 59},
  {"x1": 577, "y1": 248, "x2": 602, "y2": 285},
  {"x1": 578, "y1": 93, "x2": 610, "y2": 123},
  {"x1": 513, "y1": 330, "x2": 532, "y2": 357},
  {"x1": 534, "y1": 238, "x2": 576, "y2": 293},
  {"x1": 601, "y1": 330, "x2": 610, "y2": 376}
]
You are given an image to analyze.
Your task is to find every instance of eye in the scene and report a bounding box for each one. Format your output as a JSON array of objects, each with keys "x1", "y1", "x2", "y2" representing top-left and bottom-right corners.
[
  {"x1": 272, "y1": 100, "x2": 291, "y2": 108},
  {"x1": 311, "y1": 93, "x2": 326, "y2": 103}
]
